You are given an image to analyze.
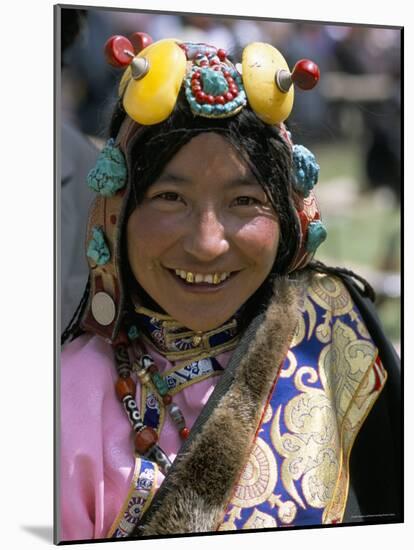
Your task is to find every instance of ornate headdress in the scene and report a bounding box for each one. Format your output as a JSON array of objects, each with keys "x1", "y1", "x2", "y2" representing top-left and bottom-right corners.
[{"x1": 81, "y1": 32, "x2": 327, "y2": 344}]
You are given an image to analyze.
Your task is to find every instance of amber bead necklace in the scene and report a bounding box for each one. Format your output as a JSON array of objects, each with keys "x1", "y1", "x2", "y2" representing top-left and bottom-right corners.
[{"x1": 113, "y1": 342, "x2": 193, "y2": 475}]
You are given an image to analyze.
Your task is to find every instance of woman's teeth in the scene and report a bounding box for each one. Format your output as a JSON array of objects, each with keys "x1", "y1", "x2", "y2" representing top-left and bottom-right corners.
[{"x1": 174, "y1": 269, "x2": 231, "y2": 285}]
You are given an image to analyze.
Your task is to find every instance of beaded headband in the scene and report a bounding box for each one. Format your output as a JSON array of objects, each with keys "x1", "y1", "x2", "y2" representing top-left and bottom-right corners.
[
  {"x1": 80, "y1": 34, "x2": 327, "y2": 344},
  {"x1": 105, "y1": 33, "x2": 320, "y2": 124}
]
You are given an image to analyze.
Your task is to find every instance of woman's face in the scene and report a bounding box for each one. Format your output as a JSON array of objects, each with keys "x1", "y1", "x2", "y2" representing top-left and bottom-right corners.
[{"x1": 127, "y1": 133, "x2": 280, "y2": 332}]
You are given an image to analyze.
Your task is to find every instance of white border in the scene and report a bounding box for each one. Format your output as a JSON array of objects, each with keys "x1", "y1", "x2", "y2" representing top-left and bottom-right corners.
[{"x1": 2, "y1": 1, "x2": 409, "y2": 549}]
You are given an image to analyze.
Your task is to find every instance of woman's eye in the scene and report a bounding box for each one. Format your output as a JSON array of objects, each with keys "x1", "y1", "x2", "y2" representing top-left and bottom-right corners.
[
  {"x1": 154, "y1": 192, "x2": 182, "y2": 202},
  {"x1": 232, "y1": 196, "x2": 261, "y2": 206}
]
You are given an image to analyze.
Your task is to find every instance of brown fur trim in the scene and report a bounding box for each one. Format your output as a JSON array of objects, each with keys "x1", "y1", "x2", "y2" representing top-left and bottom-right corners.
[{"x1": 140, "y1": 274, "x2": 304, "y2": 535}]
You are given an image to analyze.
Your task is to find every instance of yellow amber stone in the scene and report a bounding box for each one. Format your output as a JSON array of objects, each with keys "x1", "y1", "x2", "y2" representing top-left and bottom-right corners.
[
  {"x1": 121, "y1": 39, "x2": 186, "y2": 125},
  {"x1": 242, "y1": 42, "x2": 294, "y2": 124}
]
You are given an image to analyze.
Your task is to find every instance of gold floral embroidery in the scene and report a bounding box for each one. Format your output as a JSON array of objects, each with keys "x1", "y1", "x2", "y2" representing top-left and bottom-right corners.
[
  {"x1": 279, "y1": 351, "x2": 298, "y2": 379},
  {"x1": 243, "y1": 509, "x2": 277, "y2": 529},
  {"x1": 308, "y1": 273, "x2": 353, "y2": 316},
  {"x1": 316, "y1": 312, "x2": 332, "y2": 344},
  {"x1": 262, "y1": 403, "x2": 273, "y2": 424},
  {"x1": 231, "y1": 437, "x2": 278, "y2": 508},
  {"x1": 218, "y1": 438, "x2": 278, "y2": 530},
  {"x1": 268, "y1": 494, "x2": 297, "y2": 524},
  {"x1": 270, "y1": 371, "x2": 340, "y2": 510},
  {"x1": 218, "y1": 507, "x2": 242, "y2": 530},
  {"x1": 271, "y1": 316, "x2": 381, "y2": 522},
  {"x1": 349, "y1": 308, "x2": 370, "y2": 339},
  {"x1": 318, "y1": 319, "x2": 377, "y2": 420},
  {"x1": 218, "y1": 275, "x2": 387, "y2": 530},
  {"x1": 323, "y1": 356, "x2": 387, "y2": 523}
]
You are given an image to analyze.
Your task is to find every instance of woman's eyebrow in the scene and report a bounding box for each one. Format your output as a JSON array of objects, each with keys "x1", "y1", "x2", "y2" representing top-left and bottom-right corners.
[
  {"x1": 226, "y1": 176, "x2": 259, "y2": 187},
  {"x1": 155, "y1": 172, "x2": 259, "y2": 187},
  {"x1": 155, "y1": 172, "x2": 192, "y2": 184}
]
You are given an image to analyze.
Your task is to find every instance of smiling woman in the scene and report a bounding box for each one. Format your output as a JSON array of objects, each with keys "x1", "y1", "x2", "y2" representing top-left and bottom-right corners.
[
  {"x1": 59, "y1": 34, "x2": 401, "y2": 542},
  {"x1": 127, "y1": 133, "x2": 280, "y2": 332}
]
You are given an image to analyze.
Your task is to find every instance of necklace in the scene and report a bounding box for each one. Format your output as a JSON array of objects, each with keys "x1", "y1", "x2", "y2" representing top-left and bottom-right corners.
[
  {"x1": 113, "y1": 343, "x2": 172, "y2": 475},
  {"x1": 138, "y1": 354, "x2": 225, "y2": 437},
  {"x1": 112, "y1": 310, "x2": 240, "y2": 474}
]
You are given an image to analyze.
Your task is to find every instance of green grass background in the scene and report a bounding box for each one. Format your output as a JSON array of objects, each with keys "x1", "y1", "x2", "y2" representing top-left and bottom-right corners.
[{"x1": 311, "y1": 141, "x2": 401, "y2": 345}]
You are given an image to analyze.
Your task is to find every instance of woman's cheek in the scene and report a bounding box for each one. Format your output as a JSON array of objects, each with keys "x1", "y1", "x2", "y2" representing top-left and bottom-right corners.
[
  {"x1": 236, "y1": 217, "x2": 280, "y2": 259},
  {"x1": 127, "y1": 208, "x2": 184, "y2": 264}
]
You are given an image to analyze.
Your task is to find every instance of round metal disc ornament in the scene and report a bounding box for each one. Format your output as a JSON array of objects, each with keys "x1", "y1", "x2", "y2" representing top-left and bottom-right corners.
[{"x1": 91, "y1": 292, "x2": 116, "y2": 326}]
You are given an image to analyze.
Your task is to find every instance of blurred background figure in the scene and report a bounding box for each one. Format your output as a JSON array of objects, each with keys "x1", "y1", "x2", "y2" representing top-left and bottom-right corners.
[
  {"x1": 60, "y1": 7, "x2": 401, "y2": 351},
  {"x1": 60, "y1": 9, "x2": 98, "y2": 331}
]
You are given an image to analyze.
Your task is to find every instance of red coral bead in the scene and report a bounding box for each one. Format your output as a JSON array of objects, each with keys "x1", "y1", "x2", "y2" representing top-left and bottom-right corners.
[
  {"x1": 112, "y1": 330, "x2": 129, "y2": 347},
  {"x1": 226, "y1": 76, "x2": 235, "y2": 85},
  {"x1": 129, "y1": 32, "x2": 153, "y2": 54},
  {"x1": 223, "y1": 70, "x2": 230, "y2": 78},
  {"x1": 217, "y1": 49, "x2": 227, "y2": 61},
  {"x1": 206, "y1": 95, "x2": 215, "y2": 104},
  {"x1": 196, "y1": 91, "x2": 206, "y2": 103},
  {"x1": 230, "y1": 85, "x2": 238, "y2": 95},
  {"x1": 192, "y1": 84, "x2": 202, "y2": 93},
  {"x1": 115, "y1": 377, "x2": 136, "y2": 400},
  {"x1": 215, "y1": 95, "x2": 225, "y2": 104},
  {"x1": 224, "y1": 92, "x2": 234, "y2": 102},
  {"x1": 291, "y1": 59, "x2": 320, "y2": 90},
  {"x1": 104, "y1": 35, "x2": 134, "y2": 68},
  {"x1": 180, "y1": 427, "x2": 190, "y2": 440},
  {"x1": 135, "y1": 427, "x2": 158, "y2": 454},
  {"x1": 162, "y1": 394, "x2": 173, "y2": 405}
]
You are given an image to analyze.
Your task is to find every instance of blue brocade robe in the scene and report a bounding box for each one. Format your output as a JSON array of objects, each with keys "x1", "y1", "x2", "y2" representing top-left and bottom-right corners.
[{"x1": 110, "y1": 270, "x2": 401, "y2": 536}]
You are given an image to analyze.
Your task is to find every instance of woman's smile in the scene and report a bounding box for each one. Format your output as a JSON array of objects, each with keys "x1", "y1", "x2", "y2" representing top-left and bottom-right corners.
[
  {"x1": 127, "y1": 133, "x2": 280, "y2": 331},
  {"x1": 172, "y1": 268, "x2": 233, "y2": 285},
  {"x1": 167, "y1": 267, "x2": 240, "y2": 292}
]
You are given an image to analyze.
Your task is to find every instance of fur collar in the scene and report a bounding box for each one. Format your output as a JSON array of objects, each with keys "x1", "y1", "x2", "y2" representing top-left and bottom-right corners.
[{"x1": 137, "y1": 273, "x2": 304, "y2": 536}]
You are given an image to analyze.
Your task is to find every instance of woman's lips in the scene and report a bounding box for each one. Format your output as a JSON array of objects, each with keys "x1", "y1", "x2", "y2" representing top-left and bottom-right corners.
[
  {"x1": 174, "y1": 268, "x2": 231, "y2": 284},
  {"x1": 167, "y1": 268, "x2": 239, "y2": 293}
]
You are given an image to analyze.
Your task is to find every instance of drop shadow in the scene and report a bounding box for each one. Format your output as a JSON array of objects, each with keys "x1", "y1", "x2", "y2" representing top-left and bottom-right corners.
[{"x1": 21, "y1": 525, "x2": 54, "y2": 543}]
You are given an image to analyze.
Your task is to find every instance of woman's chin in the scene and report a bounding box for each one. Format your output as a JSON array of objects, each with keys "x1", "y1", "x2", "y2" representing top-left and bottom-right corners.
[{"x1": 162, "y1": 304, "x2": 237, "y2": 332}]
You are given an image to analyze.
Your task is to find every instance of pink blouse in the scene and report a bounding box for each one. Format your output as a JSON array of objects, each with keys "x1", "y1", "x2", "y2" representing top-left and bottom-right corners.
[{"x1": 59, "y1": 334, "x2": 232, "y2": 541}]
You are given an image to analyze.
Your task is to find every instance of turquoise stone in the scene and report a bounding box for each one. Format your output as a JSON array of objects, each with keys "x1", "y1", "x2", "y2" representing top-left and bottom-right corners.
[
  {"x1": 151, "y1": 373, "x2": 169, "y2": 396},
  {"x1": 86, "y1": 226, "x2": 111, "y2": 265},
  {"x1": 200, "y1": 68, "x2": 228, "y2": 96},
  {"x1": 185, "y1": 65, "x2": 246, "y2": 118},
  {"x1": 87, "y1": 138, "x2": 127, "y2": 197},
  {"x1": 306, "y1": 220, "x2": 328, "y2": 253},
  {"x1": 201, "y1": 104, "x2": 213, "y2": 115},
  {"x1": 292, "y1": 144, "x2": 320, "y2": 198},
  {"x1": 128, "y1": 325, "x2": 140, "y2": 340}
]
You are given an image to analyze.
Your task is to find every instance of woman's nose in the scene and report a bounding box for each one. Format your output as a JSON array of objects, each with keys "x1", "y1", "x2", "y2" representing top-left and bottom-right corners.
[{"x1": 182, "y1": 209, "x2": 230, "y2": 262}]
